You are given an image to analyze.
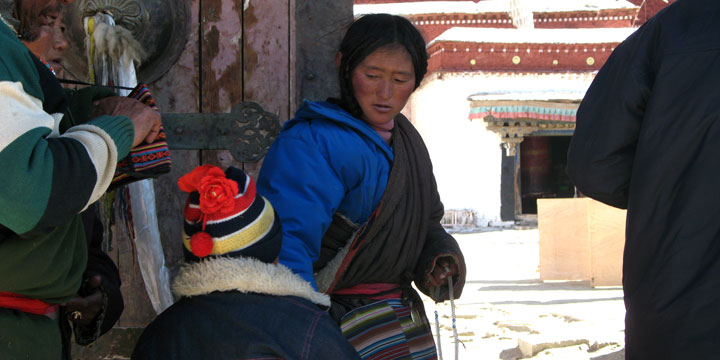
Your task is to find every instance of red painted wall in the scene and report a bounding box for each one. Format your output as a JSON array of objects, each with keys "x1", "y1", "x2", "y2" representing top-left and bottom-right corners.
[
  {"x1": 411, "y1": 14, "x2": 514, "y2": 42},
  {"x1": 411, "y1": 9, "x2": 636, "y2": 42},
  {"x1": 427, "y1": 41, "x2": 615, "y2": 72},
  {"x1": 356, "y1": 1, "x2": 669, "y2": 75}
]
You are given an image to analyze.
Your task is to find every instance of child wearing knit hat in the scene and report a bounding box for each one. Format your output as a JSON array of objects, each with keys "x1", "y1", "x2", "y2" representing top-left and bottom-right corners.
[{"x1": 132, "y1": 165, "x2": 359, "y2": 359}]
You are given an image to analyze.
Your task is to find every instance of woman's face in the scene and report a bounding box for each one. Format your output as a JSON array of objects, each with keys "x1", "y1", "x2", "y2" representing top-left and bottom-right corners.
[
  {"x1": 351, "y1": 45, "x2": 416, "y2": 127},
  {"x1": 22, "y1": 10, "x2": 67, "y2": 76}
]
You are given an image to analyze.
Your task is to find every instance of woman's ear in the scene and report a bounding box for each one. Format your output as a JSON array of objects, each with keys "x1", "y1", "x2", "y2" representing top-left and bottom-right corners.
[{"x1": 334, "y1": 52, "x2": 342, "y2": 70}]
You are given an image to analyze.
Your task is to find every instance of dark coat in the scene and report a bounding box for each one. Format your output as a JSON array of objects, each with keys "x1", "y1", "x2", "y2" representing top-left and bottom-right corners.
[
  {"x1": 132, "y1": 257, "x2": 359, "y2": 360},
  {"x1": 567, "y1": 1, "x2": 720, "y2": 357}
]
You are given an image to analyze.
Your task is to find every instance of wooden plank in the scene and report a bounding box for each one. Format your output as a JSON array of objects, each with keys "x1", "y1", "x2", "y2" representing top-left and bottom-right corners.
[
  {"x1": 537, "y1": 198, "x2": 591, "y2": 281},
  {"x1": 150, "y1": 0, "x2": 201, "y2": 115},
  {"x1": 243, "y1": 0, "x2": 292, "y2": 121},
  {"x1": 289, "y1": 0, "x2": 297, "y2": 114},
  {"x1": 295, "y1": 0, "x2": 351, "y2": 107},
  {"x1": 588, "y1": 200, "x2": 626, "y2": 286},
  {"x1": 199, "y1": 0, "x2": 243, "y2": 113},
  {"x1": 151, "y1": 0, "x2": 202, "y2": 282},
  {"x1": 242, "y1": 0, "x2": 292, "y2": 179},
  {"x1": 199, "y1": 0, "x2": 245, "y2": 168}
]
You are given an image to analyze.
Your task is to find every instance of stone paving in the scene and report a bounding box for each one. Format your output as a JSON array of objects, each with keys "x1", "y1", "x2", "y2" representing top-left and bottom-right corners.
[{"x1": 422, "y1": 229, "x2": 626, "y2": 360}]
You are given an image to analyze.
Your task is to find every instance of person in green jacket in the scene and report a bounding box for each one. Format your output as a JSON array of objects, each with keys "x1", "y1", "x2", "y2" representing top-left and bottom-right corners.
[{"x1": 0, "y1": 0, "x2": 162, "y2": 358}]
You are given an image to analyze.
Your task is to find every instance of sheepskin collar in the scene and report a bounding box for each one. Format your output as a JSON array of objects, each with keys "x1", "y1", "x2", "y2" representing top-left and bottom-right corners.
[{"x1": 172, "y1": 257, "x2": 331, "y2": 307}]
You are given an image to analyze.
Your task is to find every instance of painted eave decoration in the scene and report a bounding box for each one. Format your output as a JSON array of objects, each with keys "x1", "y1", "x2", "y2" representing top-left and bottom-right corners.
[
  {"x1": 467, "y1": 71, "x2": 594, "y2": 122},
  {"x1": 466, "y1": 71, "x2": 594, "y2": 152},
  {"x1": 428, "y1": 27, "x2": 637, "y2": 46},
  {"x1": 354, "y1": 0, "x2": 638, "y2": 16}
]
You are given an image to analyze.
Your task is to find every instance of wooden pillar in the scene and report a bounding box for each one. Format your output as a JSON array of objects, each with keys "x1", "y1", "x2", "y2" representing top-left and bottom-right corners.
[{"x1": 500, "y1": 144, "x2": 516, "y2": 221}]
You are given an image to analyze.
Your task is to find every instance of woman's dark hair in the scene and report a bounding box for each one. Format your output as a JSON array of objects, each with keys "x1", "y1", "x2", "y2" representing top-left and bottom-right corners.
[
  {"x1": 334, "y1": 13, "x2": 428, "y2": 119},
  {"x1": 13, "y1": 0, "x2": 60, "y2": 41}
]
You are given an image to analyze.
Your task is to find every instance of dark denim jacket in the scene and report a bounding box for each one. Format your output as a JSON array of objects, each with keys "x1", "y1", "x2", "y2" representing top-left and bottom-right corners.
[{"x1": 132, "y1": 291, "x2": 360, "y2": 360}]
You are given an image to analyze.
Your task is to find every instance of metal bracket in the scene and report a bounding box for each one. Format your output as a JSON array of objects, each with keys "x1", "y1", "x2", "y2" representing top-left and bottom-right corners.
[{"x1": 162, "y1": 102, "x2": 281, "y2": 163}]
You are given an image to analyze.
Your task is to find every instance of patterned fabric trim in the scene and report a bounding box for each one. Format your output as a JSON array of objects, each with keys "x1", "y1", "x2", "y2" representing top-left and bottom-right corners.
[
  {"x1": 110, "y1": 83, "x2": 171, "y2": 188},
  {"x1": 38, "y1": 58, "x2": 56, "y2": 77},
  {"x1": 115, "y1": 137, "x2": 171, "y2": 172},
  {"x1": 341, "y1": 298, "x2": 437, "y2": 360}
]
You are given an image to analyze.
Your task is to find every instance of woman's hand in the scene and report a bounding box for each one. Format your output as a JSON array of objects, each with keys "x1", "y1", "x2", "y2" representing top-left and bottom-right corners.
[
  {"x1": 428, "y1": 256, "x2": 459, "y2": 288},
  {"x1": 62, "y1": 275, "x2": 104, "y2": 327},
  {"x1": 92, "y1": 97, "x2": 162, "y2": 147}
]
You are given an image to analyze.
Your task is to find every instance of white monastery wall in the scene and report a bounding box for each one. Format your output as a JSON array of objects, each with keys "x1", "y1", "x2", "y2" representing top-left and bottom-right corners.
[{"x1": 403, "y1": 72, "x2": 504, "y2": 226}]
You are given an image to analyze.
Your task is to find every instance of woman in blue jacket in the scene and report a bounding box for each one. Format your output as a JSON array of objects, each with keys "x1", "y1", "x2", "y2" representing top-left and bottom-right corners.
[{"x1": 257, "y1": 13, "x2": 466, "y2": 359}]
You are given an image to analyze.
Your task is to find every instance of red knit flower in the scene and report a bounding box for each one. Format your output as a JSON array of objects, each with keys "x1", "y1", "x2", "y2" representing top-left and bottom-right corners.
[
  {"x1": 177, "y1": 165, "x2": 222, "y2": 193},
  {"x1": 189, "y1": 232, "x2": 214, "y2": 257},
  {"x1": 198, "y1": 171, "x2": 239, "y2": 215}
]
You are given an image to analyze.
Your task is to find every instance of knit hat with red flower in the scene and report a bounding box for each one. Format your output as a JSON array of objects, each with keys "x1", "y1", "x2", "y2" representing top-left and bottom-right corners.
[{"x1": 177, "y1": 165, "x2": 282, "y2": 263}]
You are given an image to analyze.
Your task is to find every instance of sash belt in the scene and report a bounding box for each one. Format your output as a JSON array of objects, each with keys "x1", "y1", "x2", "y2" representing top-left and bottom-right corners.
[{"x1": 0, "y1": 291, "x2": 59, "y2": 317}]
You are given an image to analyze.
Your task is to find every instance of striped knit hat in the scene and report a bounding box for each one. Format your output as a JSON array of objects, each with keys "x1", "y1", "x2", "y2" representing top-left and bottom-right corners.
[{"x1": 177, "y1": 165, "x2": 281, "y2": 263}]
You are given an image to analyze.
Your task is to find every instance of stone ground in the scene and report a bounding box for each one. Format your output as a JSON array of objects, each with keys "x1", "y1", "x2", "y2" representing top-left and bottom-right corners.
[{"x1": 422, "y1": 229, "x2": 626, "y2": 360}]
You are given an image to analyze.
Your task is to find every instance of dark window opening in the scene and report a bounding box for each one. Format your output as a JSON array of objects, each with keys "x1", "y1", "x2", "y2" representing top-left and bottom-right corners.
[{"x1": 519, "y1": 135, "x2": 574, "y2": 214}]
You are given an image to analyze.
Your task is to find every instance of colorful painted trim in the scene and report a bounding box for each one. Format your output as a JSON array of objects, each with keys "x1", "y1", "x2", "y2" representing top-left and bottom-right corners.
[{"x1": 469, "y1": 104, "x2": 577, "y2": 122}]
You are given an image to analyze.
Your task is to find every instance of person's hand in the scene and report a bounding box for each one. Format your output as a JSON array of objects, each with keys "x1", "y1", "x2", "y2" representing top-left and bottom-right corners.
[
  {"x1": 91, "y1": 96, "x2": 162, "y2": 147},
  {"x1": 428, "y1": 256, "x2": 459, "y2": 288},
  {"x1": 62, "y1": 275, "x2": 103, "y2": 327}
]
